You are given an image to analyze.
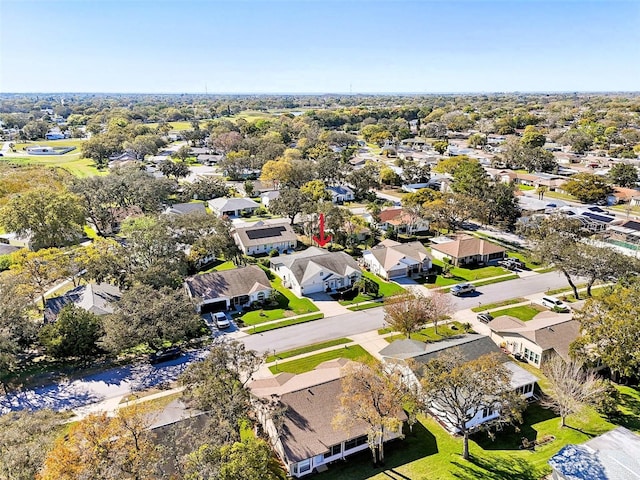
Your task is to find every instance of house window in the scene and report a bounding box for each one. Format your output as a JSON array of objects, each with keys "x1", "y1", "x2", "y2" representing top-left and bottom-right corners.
[
  {"x1": 257, "y1": 292, "x2": 266, "y2": 302},
  {"x1": 524, "y1": 348, "x2": 540, "y2": 365},
  {"x1": 324, "y1": 444, "x2": 342, "y2": 458},
  {"x1": 344, "y1": 435, "x2": 368, "y2": 451},
  {"x1": 297, "y1": 459, "x2": 311, "y2": 473}
]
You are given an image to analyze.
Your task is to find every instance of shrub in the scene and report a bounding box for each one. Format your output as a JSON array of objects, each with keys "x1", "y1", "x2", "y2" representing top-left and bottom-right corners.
[{"x1": 268, "y1": 249, "x2": 279, "y2": 257}]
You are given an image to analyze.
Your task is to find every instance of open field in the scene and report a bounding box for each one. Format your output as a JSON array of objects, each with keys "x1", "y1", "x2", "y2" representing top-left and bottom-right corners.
[{"x1": 1, "y1": 154, "x2": 104, "y2": 177}]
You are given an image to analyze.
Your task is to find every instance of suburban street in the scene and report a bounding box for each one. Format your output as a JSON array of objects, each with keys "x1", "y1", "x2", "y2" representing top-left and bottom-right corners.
[{"x1": 0, "y1": 270, "x2": 573, "y2": 415}]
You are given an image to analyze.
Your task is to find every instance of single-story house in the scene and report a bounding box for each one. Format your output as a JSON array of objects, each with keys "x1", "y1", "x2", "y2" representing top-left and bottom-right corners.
[
  {"x1": 608, "y1": 186, "x2": 640, "y2": 205},
  {"x1": 380, "y1": 334, "x2": 538, "y2": 434},
  {"x1": 362, "y1": 239, "x2": 432, "y2": 280},
  {"x1": 326, "y1": 185, "x2": 355, "y2": 204},
  {"x1": 164, "y1": 202, "x2": 207, "y2": 216},
  {"x1": 250, "y1": 360, "x2": 406, "y2": 478},
  {"x1": 232, "y1": 221, "x2": 297, "y2": 256},
  {"x1": 430, "y1": 234, "x2": 506, "y2": 266},
  {"x1": 270, "y1": 247, "x2": 362, "y2": 297},
  {"x1": 487, "y1": 314, "x2": 581, "y2": 368},
  {"x1": 184, "y1": 265, "x2": 272, "y2": 313},
  {"x1": 207, "y1": 197, "x2": 260, "y2": 218},
  {"x1": 606, "y1": 219, "x2": 640, "y2": 246},
  {"x1": 44, "y1": 283, "x2": 122, "y2": 323},
  {"x1": 377, "y1": 208, "x2": 429, "y2": 235},
  {"x1": 260, "y1": 190, "x2": 280, "y2": 208},
  {"x1": 549, "y1": 427, "x2": 640, "y2": 480}
]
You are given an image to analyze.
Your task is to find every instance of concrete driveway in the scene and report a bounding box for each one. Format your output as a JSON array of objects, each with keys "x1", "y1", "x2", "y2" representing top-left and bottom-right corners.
[{"x1": 306, "y1": 292, "x2": 351, "y2": 317}]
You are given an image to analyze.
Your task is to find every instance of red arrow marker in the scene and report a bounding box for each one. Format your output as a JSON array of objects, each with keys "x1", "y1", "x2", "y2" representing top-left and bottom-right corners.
[{"x1": 312, "y1": 213, "x2": 332, "y2": 247}]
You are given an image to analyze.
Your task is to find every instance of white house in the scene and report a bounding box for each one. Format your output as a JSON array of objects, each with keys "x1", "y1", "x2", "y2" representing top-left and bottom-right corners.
[
  {"x1": 380, "y1": 335, "x2": 538, "y2": 434},
  {"x1": 487, "y1": 314, "x2": 581, "y2": 369},
  {"x1": 260, "y1": 190, "x2": 280, "y2": 208},
  {"x1": 232, "y1": 221, "x2": 297, "y2": 256},
  {"x1": 270, "y1": 247, "x2": 362, "y2": 297},
  {"x1": 250, "y1": 360, "x2": 406, "y2": 478},
  {"x1": 184, "y1": 265, "x2": 272, "y2": 314},
  {"x1": 362, "y1": 239, "x2": 431, "y2": 280},
  {"x1": 326, "y1": 185, "x2": 355, "y2": 204},
  {"x1": 207, "y1": 197, "x2": 260, "y2": 218}
]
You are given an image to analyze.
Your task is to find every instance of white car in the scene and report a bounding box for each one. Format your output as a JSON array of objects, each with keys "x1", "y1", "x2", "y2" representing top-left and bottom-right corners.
[
  {"x1": 540, "y1": 296, "x2": 570, "y2": 312},
  {"x1": 212, "y1": 312, "x2": 231, "y2": 329}
]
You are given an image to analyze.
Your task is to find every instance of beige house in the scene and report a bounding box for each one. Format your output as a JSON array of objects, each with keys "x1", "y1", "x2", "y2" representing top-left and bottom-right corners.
[
  {"x1": 232, "y1": 221, "x2": 297, "y2": 256},
  {"x1": 362, "y1": 239, "x2": 432, "y2": 279},
  {"x1": 430, "y1": 235, "x2": 506, "y2": 266},
  {"x1": 487, "y1": 313, "x2": 580, "y2": 368}
]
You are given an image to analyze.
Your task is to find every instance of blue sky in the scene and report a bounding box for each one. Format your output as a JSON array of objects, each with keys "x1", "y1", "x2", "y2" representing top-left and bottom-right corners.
[{"x1": 1, "y1": 0, "x2": 638, "y2": 93}]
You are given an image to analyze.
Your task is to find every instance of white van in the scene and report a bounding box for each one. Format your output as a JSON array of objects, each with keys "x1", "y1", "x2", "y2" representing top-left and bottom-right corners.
[{"x1": 541, "y1": 296, "x2": 570, "y2": 312}]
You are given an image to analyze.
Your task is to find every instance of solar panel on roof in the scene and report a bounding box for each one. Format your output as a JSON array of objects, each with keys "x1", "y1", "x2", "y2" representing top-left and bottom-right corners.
[
  {"x1": 246, "y1": 226, "x2": 287, "y2": 240},
  {"x1": 582, "y1": 212, "x2": 614, "y2": 223}
]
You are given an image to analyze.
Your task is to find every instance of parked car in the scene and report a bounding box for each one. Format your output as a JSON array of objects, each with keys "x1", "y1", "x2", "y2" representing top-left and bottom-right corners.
[
  {"x1": 499, "y1": 258, "x2": 525, "y2": 270},
  {"x1": 477, "y1": 312, "x2": 494, "y2": 324},
  {"x1": 450, "y1": 283, "x2": 476, "y2": 296},
  {"x1": 540, "y1": 296, "x2": 570, "y2": 312},
  {"x1": 149, "y1": 346, "x2": 182, "y2": 364},
  {"x1": 212, "y1": 311, "x2": 231, "y2": 329}
]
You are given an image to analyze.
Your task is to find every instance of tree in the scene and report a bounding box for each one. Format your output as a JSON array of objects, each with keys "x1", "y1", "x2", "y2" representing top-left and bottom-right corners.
[
  {"x1": 180, "y1": 340, "x2": 263, "y2": 444},
  {"x1": 300, "y1": 180, "x2": 330, "y2": 201},
  {"x1": 0, "y1": 409, "x2": 64, "y2": 480},
  {"x1": 39, "y1": 304, "x2": 103, "y2": 362},
  {"x1": 417, "y1": 351, "x2": 525, "y2": 460},
  {"x1": 520, "y1": 147, "x2": 557, "y2": 173},
  {"x1": 483, "y1": 182, "x2": 521, "y2": 230},
  {"x1": 432, "y1": 140, "x2": 449, "y2": 155},
  {"x1": 346, "y1": 161, "x2": 380, "y2": 200},
  {"x1": 379, "y1": 166, "x2": 401, "y2": 186},
  {"x1": 184, "y1": 439, "x2": 284, "y2": 480},
  {"x1": 384, "y1": 290, "x2": 452, "y2": 337},
  {"x1": 541, "y1": 357, "x2": 608, "y2": 428},
  {"x1": 520, "y1": 126, "x2": 546, "y2": 148},
  {"x1": 333, "y1": 362, "x2": 411, "y2": 466},
  {"x1": 608, "y1": 162, "x2": 639, "y2": 188},
  {"x1": 571, "y1": 278, "x2": 640, "y2": 380},
  {"x1": 433, "y1": 155, "x2": 475, "y2": 175},
  {"x1": 425, "y1": 192, "x2": 480, "y2": 232},
  {"x1": 450, "y1": 159, "x2": 489, "y2": 198},
  {"x1": 10, "y1": 248, "x2": 65, "y2": 308},
  {"x1": 182, "y1": 177, "x2": 229, "y2": 201},
  {"x1": 101, "y1": 284, "x2": 202, "y2": 353},
  {"x1": 81, "y1": 133, "x2": 121, "y2": 168},
  {"x1": 563, "y1": 173, "x2": 613, "y2": 203},
  {"x1": 467, "y1": 133, "x2": 487, "y2": 148},
  {"x1": 0, "y1": 189, "x2": 86, "y2": 250},
  {"x1": 401, "y1": 158, "x2": 431, "y2": 184},
  {"x1": 172, "y1": 144, "x2": 192, "y2": 162},
  {"x1": 158, "y1": 158, "x2": 190, "y2": 179},
  {"x1": 39, "y1": 404, "x2": 160, "y2": 480},
  {"x1": 269, "y1": 187, "x2": 313, "y2": 225}
]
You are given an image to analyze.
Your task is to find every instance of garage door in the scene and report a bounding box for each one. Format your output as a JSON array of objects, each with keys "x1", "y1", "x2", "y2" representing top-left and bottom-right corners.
[{"x1": 200, "y1": 300, "x2": 227, "y2": 314}]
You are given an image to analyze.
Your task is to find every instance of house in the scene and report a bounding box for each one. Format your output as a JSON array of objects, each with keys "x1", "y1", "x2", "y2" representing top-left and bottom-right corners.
[
  {"x1": 164, "y1": 202, "x2": 207, "y2": 216},
  {"x1": 44, "y1": 283, "x2": 122, "y2": 323},
  {"x1": 207, "y1": 197, "x2": 259, "y2": 218},
  {"x1": 232, "y1": 221, "x2": 297, "y2": 256},
  {"x1": 326, "y1": 185, "x2": 355, "y2": 204},
  {"x1": 0, "y1": 232, "x2": 32, "y2": 250},
  {"x1": 260, "y1": 190, "x2": 280, "y2": 208},
  {"x1": 608, "y1": 186, "x2": 640, "y2": 205},
  {"x1": 380, "y1": 334, "x2": 538, "y2": 434},
  {"x1": 487, "y1": 314, "x2": 581, "y2": 368},
  {"x1": 362, "y1": 239, "x2": 432, "y2": 280},
  {"x1": 430, "y1": 234, "x2": 506, "y2": 266},
  {"x1": 549, "y1": 427, "x2": 640, "y2": 480},
  {"x1": 45, "y1": 132, "x2": 65, "y2": 140},
  {"x1": 250, "y1": 360, "x2": 406, "y2": 478},
  {"x1": 87, "y1": 205, "x2": 143, "y2": 235},
  {"x1": 184, "y1": 265, "x2": 272, "y2": 314},
  {"x1": 270, "y1": 247, "x2": 362, "y2": 296},
  {"x1": 377, "y1": 208, "x2": 429, "y2": 235}
]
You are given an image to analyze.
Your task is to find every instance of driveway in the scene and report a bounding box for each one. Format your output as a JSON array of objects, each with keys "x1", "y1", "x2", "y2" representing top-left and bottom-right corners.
[{"x1": 306, "y1": 292, "x2": 351, "y2": 317}]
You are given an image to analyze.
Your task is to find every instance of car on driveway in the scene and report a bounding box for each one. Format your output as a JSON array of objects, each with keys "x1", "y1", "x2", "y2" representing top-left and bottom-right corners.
[
  {"x1": 540, "y1": 296, "x2": 570, "y2": 312},
  {"x1": 212, "y1": 312, "x2": 231, "y2": 329},
  {"x1": 149, "y1": 346, "x2": 182, "y2": 364},
  {"x1": 498, "y1": 258, "x2": 525, "y2": 270},
  {"x1": 450, "y1": 283, "x2": 476, "y2": 296},
  {"x1": 477, "y1": 312, "x2": 494, "y2": 324}
]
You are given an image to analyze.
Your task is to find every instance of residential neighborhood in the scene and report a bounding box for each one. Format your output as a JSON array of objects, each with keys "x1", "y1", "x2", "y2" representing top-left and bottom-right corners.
[{"x1": 1, "y1": 2, "x2": 640, "y2": 477}]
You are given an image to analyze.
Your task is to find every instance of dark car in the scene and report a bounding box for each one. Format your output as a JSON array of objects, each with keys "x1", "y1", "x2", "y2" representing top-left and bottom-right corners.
[
  {"x1": 477, "y1": 312, "x2": 494, "y2": 324},
  {"x1": 149, "y1": 346, "x2": 182, "y2": 364}
]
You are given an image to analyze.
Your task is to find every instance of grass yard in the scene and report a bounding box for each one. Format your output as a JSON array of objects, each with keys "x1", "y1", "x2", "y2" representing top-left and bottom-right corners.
[
  {"x1": 506, "y1": 251, "x2": 541, "y2": 270},
  {"x1": 338, "y1": 272, "x2": 406, "y2": 305},
  {"x1": 248, "y1": 313, "x2": 324, "y2": 334},
  {"x1": 270, "y1": 275, "x2": 319, "y2": 314},
  {"x1": 472, "y1": 298, "x2": 528, "y2": 312},
  {"x1": 2, "y1": 154, "x2": 104, "y2": 177},
  {"x1": 269, "y1": 345, "x2": 373, "y2": 374},
  {"x1": 490, "y1": 304, "x2": 546, "y2": 321},
  {"x1": 348, "y1": 302, "x2": 384, "y2": 312},
  {"x1": 429, "y1": 258, "x2": 509, "y2": 284},
  {"x1": 382, "y1": 321, "x2": 471, "y2": 343},
  {"x1": 266, "y1": 338, "x2": 352, "y2": 362},
  {"x1": 13, "y1": 139, "x2": 87, "y2": 151}
]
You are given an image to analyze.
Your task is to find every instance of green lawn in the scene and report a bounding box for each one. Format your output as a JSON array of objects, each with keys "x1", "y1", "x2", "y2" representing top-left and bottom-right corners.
[
  {"x1": 472, "y1": 298, "x2": 528, "y2": 312},
  {"x1": 506, "y1": 251, "x2": 541, "y2": 270},
  {"x1": 348, "y1": 302, "x2": 384, "y2": 312},
  {"x1": 248, "y1": 313, "x2": 324, "y2": 334},
  {"x1": 266, "y1": 338, "x2": 352, "y2": 362},
  {"x1": 338, "y1": 272, "x2": 406, "y2": 305},
  {"x1": 428, "y1": 258, "x2": 509, "y2": 285},
  {"x1": 382, "y1": 321, "x2": 470, "y2": 343},
  {"x1": 2, "y1": 154, "x2": 104, "y2": 177},
  {"x1": 269, "y1": 345, "x2": 373, "y2": 374},
  {"x1": 270, "y1": 275, "x2": 319, "y2": 314},
  {"x1": 491, "y1": 304, "x2": 547, "y2": 321}
]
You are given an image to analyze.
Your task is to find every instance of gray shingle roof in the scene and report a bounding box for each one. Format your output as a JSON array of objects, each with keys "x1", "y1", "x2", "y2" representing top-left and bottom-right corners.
[
  {"x1": 165, "y1": 202, "x2": 206, "y2": 215},
  {"x1": 44, "y1": 283, "x2": 122, "y2": 323},
  {"x1": 184, "y1": 265, "x2": 271, "y2": 300},
  {"x1": 383, "y1": 334, "x2": 504, "y2": 365},
  {"x1": 208, "y1": 197, "x2": 259, "y2": 213},
  {"x1": 270, "y1": 247, "x2": 361, "y2": 285},
  {"x1": 233, "y1": 222, "x2": 297, "y2": 248}
]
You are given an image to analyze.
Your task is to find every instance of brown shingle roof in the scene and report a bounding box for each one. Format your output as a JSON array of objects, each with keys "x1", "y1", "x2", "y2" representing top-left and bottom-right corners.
[
  {"x1": 184, "y1": 265, "x2": 271, "y2": 300},
  {"x1": 431, "y1": 235, "x2": 505, "y2": 259}
]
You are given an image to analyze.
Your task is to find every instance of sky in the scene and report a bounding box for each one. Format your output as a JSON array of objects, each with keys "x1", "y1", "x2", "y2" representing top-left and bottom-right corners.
[{"x1": 1, "y1": 0, "x2": 639, "y2": 94}]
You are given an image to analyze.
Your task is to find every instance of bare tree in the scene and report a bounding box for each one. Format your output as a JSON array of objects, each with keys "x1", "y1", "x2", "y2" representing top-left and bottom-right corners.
[
  {"x1": 541, "y1": 356, "x2": 608, "y2": 428},
  {"x1": 383, "y1": 290, "x2": 453, "y2": 338}
]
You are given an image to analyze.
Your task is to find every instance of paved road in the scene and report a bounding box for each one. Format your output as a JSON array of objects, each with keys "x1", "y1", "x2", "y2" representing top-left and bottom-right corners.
[{"x1": 0, "y1": 271, "x2": 573, "y2": 414}]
